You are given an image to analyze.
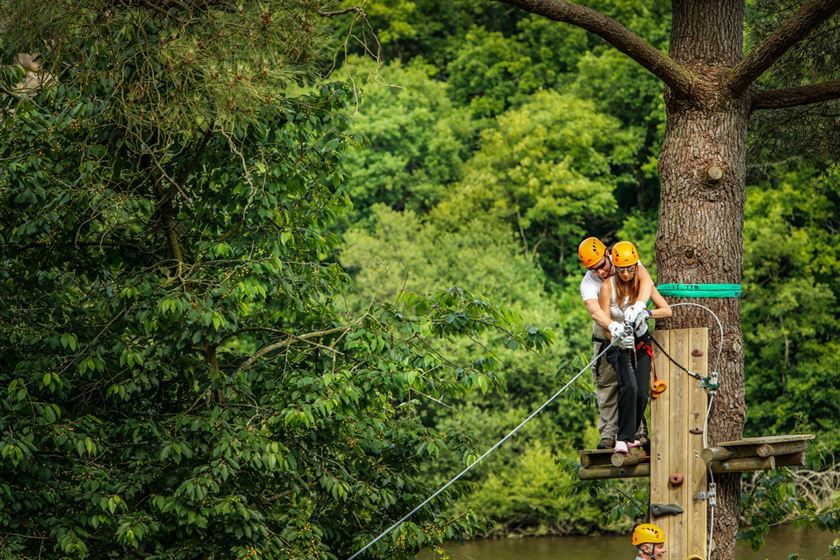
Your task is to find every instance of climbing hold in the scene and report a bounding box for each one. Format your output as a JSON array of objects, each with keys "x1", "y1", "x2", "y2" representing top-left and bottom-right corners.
[
  {"x1": 669, "y1": 473, "x2": 684, "y2": 487},
  {"x1": 689, "y1": 427, "x2": 704, "y2": 435},
  {"x1": 651, "y1": 380, "x2": 667, "y2": 398},
  {"x1": 651, "y1": 503, "x2": 684, "y2": 518},
  {"x1": 688, "y1": 555, "x2": 704, "y2": 560}
]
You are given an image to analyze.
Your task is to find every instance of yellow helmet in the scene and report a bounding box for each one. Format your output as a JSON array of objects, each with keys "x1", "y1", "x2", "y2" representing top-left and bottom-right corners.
[
  {"x1": 632, "y1": 523, "x2": 666, "y2": 546},
  {"x1": 612, "y1": 241, "x2": 640, "y2": 267},
  {"x1": 578, "y1": 237, "x2": 606, "y2": 268}
]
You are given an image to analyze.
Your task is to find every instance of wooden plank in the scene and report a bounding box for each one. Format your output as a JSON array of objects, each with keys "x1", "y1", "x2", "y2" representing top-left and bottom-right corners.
[
  {"x1": 650, "y1": 330, "x2": 672, "y2": 547},
  {"x1": 578, "y1": 463, "x2": 650, "y2": 480},
  {"x1": 716, "y1": 434, "x2": 814, "y2": 446},
  {"x1": 670, "y1": 328, "x2": 690, "y2": 560},
  {"x1": 687, "y1": 328, "x2": 708, "y2": 560}
]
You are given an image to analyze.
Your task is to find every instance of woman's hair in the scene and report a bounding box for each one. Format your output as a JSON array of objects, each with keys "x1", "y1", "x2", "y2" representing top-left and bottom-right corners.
[{"x1": 615, "y1": 266, "x2": 640, "y2": 307}]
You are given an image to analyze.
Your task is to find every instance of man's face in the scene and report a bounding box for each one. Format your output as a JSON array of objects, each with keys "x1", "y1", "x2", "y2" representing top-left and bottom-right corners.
[
  {"x1": 646, "y1": 543, "x2": 667, "y2": 559},
  {"x1": 587, "y1": 255, "x2": 613, "y2": 280}
]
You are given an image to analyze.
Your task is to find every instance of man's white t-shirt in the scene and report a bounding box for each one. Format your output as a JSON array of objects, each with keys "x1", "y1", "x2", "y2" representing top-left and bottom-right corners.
[
  {"x1": 579, "y1": 270, "x2": 603, "y2": 302},
  {"x1": 580, "y1": 269, "x2": 606, "y2": 338}
]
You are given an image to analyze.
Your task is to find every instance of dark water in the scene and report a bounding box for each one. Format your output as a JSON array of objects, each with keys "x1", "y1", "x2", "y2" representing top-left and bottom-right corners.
[{"x1": 419, "y1": 526, "x2": 836, "y2": 560}]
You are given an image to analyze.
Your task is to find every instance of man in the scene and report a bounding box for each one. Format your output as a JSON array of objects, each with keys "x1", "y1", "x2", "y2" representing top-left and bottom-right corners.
[
  {"x1": 631, "y1": 523, "x2": 668, "y2": 560},
  {"x1": 578, "y1": 237, "x2": 654, "y2": 449}
]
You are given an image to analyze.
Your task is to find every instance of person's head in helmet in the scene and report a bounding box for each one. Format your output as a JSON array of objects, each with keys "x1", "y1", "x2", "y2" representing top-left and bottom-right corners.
[
  {"x1": 611, "y1": 241, "x2": 641, "y2": 303},
  {"x1": 578, "y1": 237, "x2": 613, "y2": 280},
  {"x1": 632, "y1": 523, "x2": 667, "y2": 559}
]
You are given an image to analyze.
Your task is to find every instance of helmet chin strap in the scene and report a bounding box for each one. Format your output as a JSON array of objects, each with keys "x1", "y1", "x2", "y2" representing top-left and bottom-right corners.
[{"x1": 637, "y1": 543, "x2": 656, "y2": 558}]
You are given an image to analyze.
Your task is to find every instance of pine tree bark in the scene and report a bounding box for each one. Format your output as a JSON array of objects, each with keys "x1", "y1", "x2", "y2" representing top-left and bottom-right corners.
[{"x1": 656, "y1": 2, "x2": 749, "y2": 559}]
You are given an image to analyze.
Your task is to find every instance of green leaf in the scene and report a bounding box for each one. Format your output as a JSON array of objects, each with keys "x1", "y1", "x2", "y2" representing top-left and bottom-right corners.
[
  {"x1": 477, "y1": 373, "x2": 491, "y2": 394},
  {"x1": 60, "y1": 333, "x2": 79, "y2": 351}
]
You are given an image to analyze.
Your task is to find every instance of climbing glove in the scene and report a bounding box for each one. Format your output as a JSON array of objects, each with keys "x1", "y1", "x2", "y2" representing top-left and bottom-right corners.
[
  {"x1": 620, "y1": 334, "x2": 635, "y2": 350},
  {"x1": 608, "y1": 321, "x2": 624, "y2": 339},
  {"x1": 624, "y1": 301, "x2": 648, "y2": 328}
]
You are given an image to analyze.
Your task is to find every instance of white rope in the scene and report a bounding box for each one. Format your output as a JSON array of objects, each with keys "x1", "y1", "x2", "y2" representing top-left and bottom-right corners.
[
  {"x1": 669, "y1": 302, "x2": 724, "y2": 374},
  {"x1": 702, "y1": 394, "x2": 715, "y2": 458},
  {"x1": 346, "y1": 344, "x2": 612, "y2": 560}
]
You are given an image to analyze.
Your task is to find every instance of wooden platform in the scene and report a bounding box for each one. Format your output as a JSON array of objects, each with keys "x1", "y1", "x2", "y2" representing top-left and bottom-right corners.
[
  {"x1": 701, "y1": 434, "x2": 813, "y2": 471},
  {"x1": 575, "y1": 328, "x2": 815, "y2": 560}
]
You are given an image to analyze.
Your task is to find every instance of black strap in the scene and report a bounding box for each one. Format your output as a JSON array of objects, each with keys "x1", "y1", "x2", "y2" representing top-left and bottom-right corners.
[{"x1": 649, "y1": 335, "x2": 704, "y2": 381}]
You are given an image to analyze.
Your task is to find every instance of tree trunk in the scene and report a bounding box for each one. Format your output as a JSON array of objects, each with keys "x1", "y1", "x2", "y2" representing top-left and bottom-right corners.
[{"x1": 656, "y1": 2, "x2": 749, "y2": 559}]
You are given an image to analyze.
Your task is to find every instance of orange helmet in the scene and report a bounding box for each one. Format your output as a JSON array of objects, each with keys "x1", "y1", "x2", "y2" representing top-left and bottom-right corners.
[
  {"x1": 578, "y1": 237, "x2": 606, "y2": 268},
  {"x1": 632, "y1": 523, "x2": 666, "y2": 546},
  {"x1": 612, "y1": 241, "x2": 640, "y2": 267}
]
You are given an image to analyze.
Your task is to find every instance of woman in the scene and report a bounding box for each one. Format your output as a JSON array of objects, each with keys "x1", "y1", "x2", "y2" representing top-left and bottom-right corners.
[{"x1": 598, "y1": 241, "x2": 671, "y2": 453}]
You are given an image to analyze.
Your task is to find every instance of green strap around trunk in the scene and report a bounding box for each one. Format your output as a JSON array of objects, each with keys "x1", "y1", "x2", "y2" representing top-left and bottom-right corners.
[{"x1": 656, "y1": 283, "x2": 742, "y2": 298}]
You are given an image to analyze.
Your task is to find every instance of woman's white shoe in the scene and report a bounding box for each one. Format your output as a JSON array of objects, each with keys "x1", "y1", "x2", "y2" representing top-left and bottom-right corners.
[{"x1": 613, "y1": 440, "x2": 629, "y2": 453}]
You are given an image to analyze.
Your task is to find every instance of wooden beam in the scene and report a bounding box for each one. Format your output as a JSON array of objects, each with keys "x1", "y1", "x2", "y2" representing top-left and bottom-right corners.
[
  {"x1": 703, "y1": 435, "x2": 812, "y2": 464},
  {"x1": 775, "y1": 452, "x2": 806, "y2": 467},
  {"x1": 578, "y1": 463, "x2": 650, "y2": 480},
  {"x1": 701, "y1": 447, "x2": 733, "y2": 463},
  {"x1": 579, "y1": 448, "x2": 615, "y2": 468},
  {"x1": 756, "y1": 441, "x2": 808, "y2": 458},
  {"x1": 611, "y1": 447, "x2": 648, "y2": 467},
  {"x1": 711, "y1": 456, "x2": 775, "y2": 473},
  {"x1": 716, "y1": 434, "x2": 814, "y2": 446}
]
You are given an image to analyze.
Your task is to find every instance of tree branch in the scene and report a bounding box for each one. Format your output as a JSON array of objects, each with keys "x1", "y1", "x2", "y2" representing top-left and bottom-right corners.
[
  {"x1": 726, "y1": 0, "x2": 840, "y2": 96},
  {"x1": 239, "y1": 326, "x2": 350, "y2": 371},
  {"x1": 752, "y1": 80, "x2": 840, "y2": 111},
  {"x1": 317, "y1": 6, "x2": 364, "y2": 17},
  {"x1": 153, "y1": 125, "x2": 213, "y2": 276},
  {"x1": 498, "y1": 0, "x2": 696, "y2": 97}
]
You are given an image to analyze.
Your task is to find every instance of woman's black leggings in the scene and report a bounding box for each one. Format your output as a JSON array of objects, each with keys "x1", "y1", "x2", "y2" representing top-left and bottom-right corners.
[{"x1": 606, "y1": 333, "x2": 652, "y2": 442}]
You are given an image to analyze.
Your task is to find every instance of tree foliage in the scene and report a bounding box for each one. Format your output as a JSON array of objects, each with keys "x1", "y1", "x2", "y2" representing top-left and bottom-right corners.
[
  {"x1": 0, "y1": 2, "x2": 554, "y2": 558},
  {"x1": 336, "y1": 58, "x2": 472, "y2": 215},
  {"x1": 1, "y1": 0, "x2": 837, "y2": 555},
  {"x1": 433, "y1": 90, "x2": 634, "y2": 273},
  {"x1": 742, "y1": 165, "x2": 840, "y2": 455}
]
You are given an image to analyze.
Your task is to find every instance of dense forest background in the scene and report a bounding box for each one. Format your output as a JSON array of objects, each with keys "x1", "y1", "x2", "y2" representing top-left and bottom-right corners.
[
  {"x1": 331, "y1": 0, "x2": 839, "y2": 536},
  {"x1": 0, "y1": 1, "x2": 837, "y2": 558}
]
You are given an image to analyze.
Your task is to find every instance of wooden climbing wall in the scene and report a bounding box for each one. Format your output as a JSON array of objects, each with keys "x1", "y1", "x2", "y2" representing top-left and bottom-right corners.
[{"x1": 650, "y1": 328, "x2": 708, "y2": 560}]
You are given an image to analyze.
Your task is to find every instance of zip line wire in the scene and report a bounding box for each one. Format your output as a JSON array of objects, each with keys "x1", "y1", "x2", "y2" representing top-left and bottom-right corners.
[
  {"x1": 346, "y1": 343, "x2": 613, "y2": 560},
  {"x1": 348, "y1": 302, "x2": 728, "y2": 560}
]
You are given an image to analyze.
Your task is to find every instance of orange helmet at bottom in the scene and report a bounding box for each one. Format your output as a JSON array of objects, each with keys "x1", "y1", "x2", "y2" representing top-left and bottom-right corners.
[
  {"x1": 578, "y1": 237, "x2": 606, "y2": 268},
  {"x1": 632, "y1": 523, "x2": 666, "y2": 546}
]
